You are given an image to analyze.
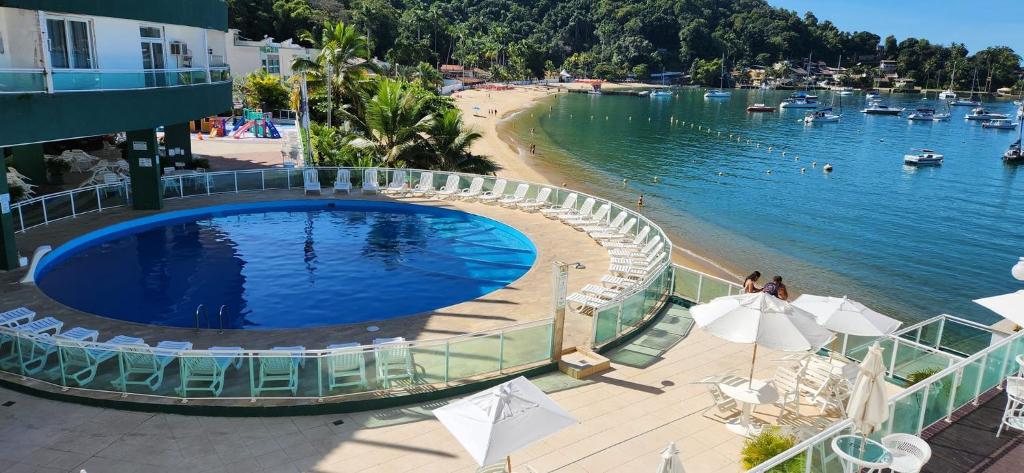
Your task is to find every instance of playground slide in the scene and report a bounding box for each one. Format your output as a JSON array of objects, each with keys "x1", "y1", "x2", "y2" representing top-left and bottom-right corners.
[
  {"x1": 265, "y1": 120, "x2": 282, "y2": 139},
  {"x1": 233, "y1": 121, "x2": 254, "y2": 138}
]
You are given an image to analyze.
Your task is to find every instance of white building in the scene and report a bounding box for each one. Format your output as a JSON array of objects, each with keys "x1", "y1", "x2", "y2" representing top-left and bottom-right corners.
[{"x1": 224, "y1": 29, "x2": 317, "y2": 79}]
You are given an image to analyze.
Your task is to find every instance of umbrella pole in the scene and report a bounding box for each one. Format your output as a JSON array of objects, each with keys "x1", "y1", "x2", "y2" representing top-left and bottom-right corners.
[
  {"x1": 748, "y1": 344, "x2": 759, "y2": 389},
  {"x1": 507, "y1": 455, "x2": 511, "y2": 472}
]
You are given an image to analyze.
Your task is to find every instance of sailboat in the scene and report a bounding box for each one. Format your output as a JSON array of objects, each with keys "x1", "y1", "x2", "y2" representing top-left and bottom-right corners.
[
  {"x1": 704, "y1": 53, "x2": 732, "y2": 98},
  {"x1": 747, "y1": 83, "x2": 776, "y2": 112},
  {"x1": 805, "y1": 69, "x2": 842, "y2": 124},
  {"x1": 950, "y1": 68, "x2": 982, "y2": 107},
  {"x1": 938, "y1": 62, "x2": 958, "y2": 100},
  {"x1": 1003, "y1": 114, "x2": 1024, "y2": 163}
]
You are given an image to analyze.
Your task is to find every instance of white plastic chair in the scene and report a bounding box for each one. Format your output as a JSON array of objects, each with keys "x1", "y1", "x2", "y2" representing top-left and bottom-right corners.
[
  {"x1": 997, "y1": 376, "x2": 1024, "y2": 437},
  {"x1": 382, "y1": 170, "x2": 407, "y2": 194},
  {"x1": 434, "y1": 174, "x2": 462, "y2": 199},
  {"x1": 518, "y1": 187, "x2": 551, "y2": 211},
  {"x1": 881, "y1": 433, "x2": 931, "y2": 473},
  {"x1": 326, "y1": 342, "x2": 368, "y2": 390},
  {"x1": 498, "y1": 183, "x2": 530, "y2": 207},
  {"x1": 303, "y1": 168, "x2": 320, "y2": 195},
  {"x1": 772, "y1": 366, "x2": 804, "y2": 420},
  {"x1": 539, "y1": 192, "x2": 577, "y2": 218},
  {"x1": 477, "y1": 179, "x2": 508, "y2": 204},
  {"x1": 362, "y1": 169, "x2": 380, "y2": 193},
  {"x1": 334, "y1": 169, "x2": 352, "y2": 194},
  {"x1": 409, "y1": 172, "x2": 434, "y2": 196},
  {"x1": 457, "y1": 177, "x2": 485, "y2": 200}
]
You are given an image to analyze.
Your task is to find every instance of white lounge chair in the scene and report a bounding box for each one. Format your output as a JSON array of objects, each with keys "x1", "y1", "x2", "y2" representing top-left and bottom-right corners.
[
  {"x1": 580, "y1": 284, "x2": 622, "y2": 300},
  {"x1": 581, "y1": 211, "x2": 627, "y2": 234},
  {"x1": 566, "y1": 204, "x2": 610, "y2": 229},
  {"x1": 409, "y1": 172, "x2": 434, "y2": 196},
  {"x1": 603, "y1": 226, "x2": 651, "y2": 249},
  {"x1": 457, "y1": 177, "x2": 485, "y2": 200},
  {"x1": 477, "y1": 179, "x2": 508, "y2": 204},
  {"x1": 591, "y1": 218, "x2": 637, "y2": 241},
  {"x1": 609, "y1": 235, "x2": 661, "y2": 258},
  {"x1": 373, "y1": 337, "x2": 415, "y2": 388},
  {"x1": 610, "y1": 242, "x2": 665, "y2": 266},
  {"x1": 334, "y1": 169, "x2": 352, "y2": 194},
  {"x1": 609, "y1": 252, "x2": 667, "y2": 278},
  {"x1": 253, "y1": 346, "x2": 306, "y2": 395},
  {"x1": 518, "y1": 187, "x2": 551, "y2": 211},
  {"x1": 59, "y1": 335, "x2": 145, "y2": 387},
  {"x1": 558, "y1": 197, "x2": 595, "y2": 222},
  {"x1": 0, "y1": 307, "x2": 35, "y2": 327},
  {"x1": 362, "y1": 169, "x2": 380, "y2": 193},
  {"x1": 566, "y1": 292, "x2": 607, "y2": 314},
  {"x1": 177, "y1": 346, "x2": 243, "y2": 397},
  {"x1": 111, "y1": 340, "x2": 193, "y2": 392},
  {"x1": 382, "y1": 170, "x2": 408, "y2": 194},
  {"x1": 303, "y1": 168, "x2": 321, "y2": 195},
  {"x1": 540, "y1": 193, "x2": 578, "y2": 218},
  {"x1": 326, "y1": 342, "x2": 369, "y2": 390},
  {"x1": 0, "y1": 316, "x2": 60, "y2": 365},
  {"x1": 434, "y1": 174, "x2": 462, "y2": 199},
  {"x1": 601, "y1": 274, "x2": 636, "y2": 289},
  {"x1": 498, "y1": 183, "x2": 530, "y2": 207}
]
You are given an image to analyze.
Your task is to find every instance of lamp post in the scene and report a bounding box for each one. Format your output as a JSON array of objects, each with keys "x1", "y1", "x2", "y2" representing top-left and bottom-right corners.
[{"x1": 1012, "y1": 257, "x2": 1024, "y2": 282}]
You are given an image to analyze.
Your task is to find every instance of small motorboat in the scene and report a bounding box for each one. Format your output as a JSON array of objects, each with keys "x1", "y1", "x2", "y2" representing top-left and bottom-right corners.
[
  {"x1": 983, "y1": 119, "x2": 1018, "y2": 130},
  {"x1": 835, "y1": 87, "x2": 854, "y2": 96},
  {"x1": 904, "y1": 149, "x2": 944, "y2": 166},
  {"x1": 780, "y1": 95, "x2": 818, "y2": 109},
  {"x1": 965, "y1": 108, "x2": 1009, "y2": 121},
  {"x1": 1005, "y1": 139, "x2": 1023, "y2": 163},
  {"x1": 746, "y1": 103, "x2": 776, "y2": 112},
  {"x1": 938, "y1": 89, "x2": 958, "y2": 100},
  {"x1": 637, "y1": 90, "x2": 650, "y2": 97},
  {"x1": 949, "y1": 98, "x2": 981, "y2": 107},
  {"x1": 865, "y1": 89, "x2": 881, "y2": 100},
  {"x1": 907, "y1": 108, "x2": 951, "y2": 121},
  {"x1": 804, "y1": 108, "x2": 841, "y2": 124},
  {"x1": 649, "y1": 89, "x2": 672, "y2": 97},
  {"x1": 704, "y1": 89, "x2": 731, "y2": 98},
  {"x1": 862, "y1": 102, "x2": 905, "y2": 115}
]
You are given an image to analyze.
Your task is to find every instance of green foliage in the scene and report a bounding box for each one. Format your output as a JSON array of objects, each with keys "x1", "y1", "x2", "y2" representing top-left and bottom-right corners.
[
  {"x1": 741, "y1": 427, "x2": 806, "y2": 472},
  {"x1": 693, "y1": 58, "x2": 724, "y2": 87},
  {"x1": 906, "y1": 367, "x2": 940, "y2": 386},
  {"x1": 238, "y1": 71, "x2": 289, "y2": 111}
]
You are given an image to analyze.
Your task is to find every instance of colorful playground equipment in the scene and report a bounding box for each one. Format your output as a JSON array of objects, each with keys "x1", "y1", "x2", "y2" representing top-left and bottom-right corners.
[{"x1": 231, "y1": 109, "x2": 281, "y2": 139}]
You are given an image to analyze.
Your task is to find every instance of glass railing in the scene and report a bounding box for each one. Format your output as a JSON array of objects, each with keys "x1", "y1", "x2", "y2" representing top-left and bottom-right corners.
[
  {"x1": 0, "y1": 69, "x2": 46, "y2": 93},
  {"x1": 747, "y1": 326, "x2": 1024, "y2": 472},
  {"x1": 0, "y1": 319, "x2": 553, "y2": 401}
]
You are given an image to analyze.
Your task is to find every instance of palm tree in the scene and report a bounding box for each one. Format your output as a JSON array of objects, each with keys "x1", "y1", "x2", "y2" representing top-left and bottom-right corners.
[
  {"x1": 292, "y1": 21, "x2": 377, "y2": 127},
  {"x1": 422, "y1": 109, "x2": 499, "y2": 174},
  {"x1": 345, "y1": 78, "x2": 432, "y2": 166},
  {"x1": 414, "y1": 62, "x2": 443, "y2": 91}
]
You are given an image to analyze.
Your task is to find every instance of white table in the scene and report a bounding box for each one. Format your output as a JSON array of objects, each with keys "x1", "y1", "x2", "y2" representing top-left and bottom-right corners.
[
  {"x1": 831, "y1": 435, "x2": 892, "y2": 473},
  {"x1": 719, "y1": 378, "x2": 779, "y2": 436}
]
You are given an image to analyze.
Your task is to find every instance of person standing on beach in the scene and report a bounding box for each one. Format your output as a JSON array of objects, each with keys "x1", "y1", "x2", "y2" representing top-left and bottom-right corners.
[
  {"x1": 762, "y1": 275, "x2": 788, "y2": 301},
  {"x1": 743, "y1": 271, "x2": 761, "y2": 293}
]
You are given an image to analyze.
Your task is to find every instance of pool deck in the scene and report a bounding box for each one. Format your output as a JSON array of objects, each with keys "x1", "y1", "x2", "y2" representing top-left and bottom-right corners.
[
  {"x1": 0, "y1": 301, "x2": 851, "y2": 473},
  {"x1": 2, "y1": 189, "x2": 610, "y2": 350}
]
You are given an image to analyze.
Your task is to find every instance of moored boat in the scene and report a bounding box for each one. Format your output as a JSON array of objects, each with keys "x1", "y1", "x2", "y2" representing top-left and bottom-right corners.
[
  {"x1": 862, "y1": 102, "x2": 904, "y2": 115},
  {"x1": 1005, "y1": 139, "x2": 1023, "y2": 163},
  {"x1": 907, "y1": 108, "x2": 951, "y2": 121},
  {"x1": 746, "y1": 103, "x2": 776, "y2": 112},
  {"x1": 950, "y1": 98, "x2": 981, "y2": 107},
  {"x1": 938, "y1": 89, "x2": 957, "y2": 100},
  {"x1": 804, "y1": 108, "x2": 841, "y2": 124},
  {"x1": 865, "y1": 89, "x2": 881, "y2": 100},
  {"x1": 904, "y1": 149, "x2": 944, "y2": 166},
  {"x1": 982, "y1": 119, "x2": 1018, "y2": 130},
  {"x1": 965, "y1": 107, "x2": 1009, "y2": 121}
]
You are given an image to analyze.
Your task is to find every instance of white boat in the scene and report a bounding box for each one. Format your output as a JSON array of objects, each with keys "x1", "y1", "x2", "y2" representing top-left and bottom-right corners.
[
  {"x1": 637, "y1": 90, "x2": 650, "y2": 97},
  {"x1": 861, "y1": 102, "x2": 904, "y2": 115},
  {"x1": 703, "y1": 53, "x2": 731, "y2": 99},
  {"x1": 904, "y1": 149, "x2": 944, "y2": 166},
  {"x1": 907, "y1": 108, "x2": 950, "y2": 121},
  {"x1": 949, "y1": 98, "x2": 981, "y2": 107},
  {"x1": 804, "y1": 108, "x2": 841, "y2": 124},
  {"x1": 938, "y1": 90, "x2": 958, "y2": 100},
  {"x1": 865, "y1": 89, "x2": 881, "y2": 100},
  {"x1": 780, "y1": 92, "x2": 818, "y2": 109},
  {"x1": 1004, "y1": 117, "x2": 1023, "y2": 163},
  {"x1": 965, "y1": 107, "x2": 1009, "y2": 121},
  {"x1": 649, "y1": 90, "x2": 672, "y2": 97},
  {"x1": 983, "y1": 118, "x2": 1018, "y2": 130}
]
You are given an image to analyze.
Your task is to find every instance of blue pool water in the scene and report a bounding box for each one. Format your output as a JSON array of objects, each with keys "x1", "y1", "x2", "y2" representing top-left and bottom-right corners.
[
  {"x1": 36, "y1": 200, "x2": 536, "y2": 329},
  {"x1": 508, "y1": 90, "x2": 1024, "y2": 325}
]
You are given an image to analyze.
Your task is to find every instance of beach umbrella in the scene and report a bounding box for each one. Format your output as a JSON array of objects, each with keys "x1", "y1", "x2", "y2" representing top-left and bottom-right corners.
[
  {"x1": 974, "y1": 290, "x2": 1024, "y2": 326},
  {"x1": 691, "y1": 292, "x2": 834, "y2": 386},
  {"x1": 433, "y1": 376, "x2": 576, "y2": 469},
  {"x1": 846, "y1": 342, "x2": 889, "y2": 457},
  {"x1": 792, "y1": 295, "x2": 901, "y2": 356},
  {"x1": 655, "y1": 442, "x2": 685, "y2": 473}
]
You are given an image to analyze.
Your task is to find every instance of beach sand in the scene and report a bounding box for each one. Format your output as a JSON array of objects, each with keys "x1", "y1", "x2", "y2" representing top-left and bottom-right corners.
[{"x1": 452, "y1": 83, "x2": 741, "y2": 282}]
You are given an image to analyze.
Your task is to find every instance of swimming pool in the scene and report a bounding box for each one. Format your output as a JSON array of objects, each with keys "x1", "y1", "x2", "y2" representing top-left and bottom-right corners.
[{"x1": 35, "y1": 200, "x2": 537, "y2": 329}]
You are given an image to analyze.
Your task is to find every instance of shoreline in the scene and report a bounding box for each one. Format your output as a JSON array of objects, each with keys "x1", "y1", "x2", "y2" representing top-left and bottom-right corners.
[{"x1": 453, "y1": 84, "x2": 743, "y2": 282}]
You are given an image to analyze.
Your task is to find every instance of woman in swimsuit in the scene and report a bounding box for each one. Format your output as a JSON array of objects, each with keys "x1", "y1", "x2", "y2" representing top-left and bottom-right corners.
[{"x1": 743, "y1": 271, "x2": 761, "y2": 293}]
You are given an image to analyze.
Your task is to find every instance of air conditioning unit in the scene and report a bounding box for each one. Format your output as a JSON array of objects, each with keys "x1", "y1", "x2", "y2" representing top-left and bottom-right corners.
[{"x1": 169, "y1": 42, "x2": 187, "y2": 56}]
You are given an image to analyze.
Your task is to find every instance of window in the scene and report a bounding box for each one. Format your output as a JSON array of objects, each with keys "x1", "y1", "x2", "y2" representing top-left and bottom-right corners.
[
  {"x1": 46, "y1": 17, "x2": 94, "y2": 69},
  {"x1": 140, "y1": 26, "x2": 162, "y2": 38},
  {"x1": 261, "y1": 53, "x2": 281, "y2": 74}
]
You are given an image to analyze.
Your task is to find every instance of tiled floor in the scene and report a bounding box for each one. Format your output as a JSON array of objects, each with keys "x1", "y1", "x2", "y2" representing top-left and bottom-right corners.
[{"x1": 0, "y1": 302, "x2": 849, "y2": 473}]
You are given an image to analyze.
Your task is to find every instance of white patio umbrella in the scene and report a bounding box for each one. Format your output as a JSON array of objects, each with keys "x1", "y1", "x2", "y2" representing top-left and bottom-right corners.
[
  {"x1": 974, "y1": 290, "x2": 1024, "y2": 326},
  {"x1": 691, "y1": 292, "x2": 834, "y2": 387},
  {"x1": 655, "y1": 442, "x2": 685, "y2": 473},
  {"x1": 793, "y1": 295, "x2": 901, "y2": 357},
  {"x1": 846, "y1": 342, "x2": 889, "y2": 455},
  {"x1": 433, "y1": 376, "x2": 577, "y2": 469}
]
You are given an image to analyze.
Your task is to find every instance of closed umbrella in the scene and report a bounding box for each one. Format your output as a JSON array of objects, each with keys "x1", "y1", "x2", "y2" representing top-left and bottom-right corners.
[
  {"x1": 846, "y1": 342, "x2": 889, "y2": 457},
  {"x1": 793, "y1": 295, "x2": 901, "y2": 356},
  {"x1": 974, "y1": 290, "x2": 1024, "y2": 326},
  {"x1": 433, "y1": 376, "x2": 576, "y2": 469},
  {"x1": 692, "y1": 292, "x2": 834, "y2": 387},
  {"x1": 655, "y1": 442, "x2": 685, "y2": 473}
]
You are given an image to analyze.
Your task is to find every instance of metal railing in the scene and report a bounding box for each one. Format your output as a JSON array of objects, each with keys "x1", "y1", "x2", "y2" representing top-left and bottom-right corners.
[
  {"x1": 0, "y1": 66, "x2": 231, "y2": 94},
  {"x1": 8, "y1": 182, "x2": 131, "y2": 233},
  {"x1": 6, "y1": 166, "x2": 674, "y2": 403},
  {"x1": 747, "y1": 320, "x2": 1024, "y2": 472}
]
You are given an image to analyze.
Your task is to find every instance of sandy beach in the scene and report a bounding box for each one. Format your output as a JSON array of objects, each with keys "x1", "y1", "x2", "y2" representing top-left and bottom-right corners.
[{"x1": 451, "y1": 82, "x2": 741, "y2": 282}]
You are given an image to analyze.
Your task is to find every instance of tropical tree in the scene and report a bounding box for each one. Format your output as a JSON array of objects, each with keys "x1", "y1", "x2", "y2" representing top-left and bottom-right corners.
[
  {"x1": 345, "y1": 78, "x2": 432, "y2": 166},
  {"x1": 413, "y1": 62, "x2": 443, "y2": 91},
  {"x1": 292, "y1": 20, "x2": 376, "y2": 127},
  {"x1": 420, "y1": 109, "x2": 499, "y2": 174},
  {"x1": 237, "y1": 71, "x2": 289, "y2": 110}
]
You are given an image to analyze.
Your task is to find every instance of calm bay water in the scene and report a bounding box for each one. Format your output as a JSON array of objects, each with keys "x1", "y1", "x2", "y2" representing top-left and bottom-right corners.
[{"x1": 508, "y1": 89, "x2": 1024, "y2": 325}]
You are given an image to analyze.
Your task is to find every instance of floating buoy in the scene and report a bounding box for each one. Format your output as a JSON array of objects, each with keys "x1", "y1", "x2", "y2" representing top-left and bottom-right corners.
[
  {"x1": 717, "y1": 172, "x2": 724, "y2": 176},
  {"x1": 653, "y1": 176, "x2": 660, "y2": 183},
  {"x1": 824, "y1": 164, "x2": 833, "y2": 172},
  {"x1": 794, "y1": 157, "x2": 799, "y2": 161},
  {"x1": 756, "y1": 143, "x2": 760, "y2": 148},
  {"x1": 781, "y1": 151, "x2": 787, "y2": 156},
  {"x1": 768, "y1": 147, "x2": 773, "y2": 152},
  {"x1": 879, "y1": 138, "x2": 885, "y2": 142},
  {"x1": 811, "y1": 161, "x2": 817, "y2": 167},
  {"x1": 628, "y1": 116, "x2": 632, "y2": 121},
  {"x1": 590, "y1": 115, "x2": 594, "y2": 120},
  {"x1": 605, "y1": 116, "x2": 609, "y2": 120},
  {"x1": 648, "y1": 117, "x2": 651, "y2": 121},
  {"x1": 800, "y1": 168, "x2": 806, "y2": 173},
  {"x1": 766, "y1": 170, "x2": 772, "y2": 175},
  {"x1": 622, "y1": 178, "x2": 629, "y2": 187}
]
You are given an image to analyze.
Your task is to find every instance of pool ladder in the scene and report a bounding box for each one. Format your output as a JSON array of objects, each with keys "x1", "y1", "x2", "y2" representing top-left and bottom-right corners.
[{"x1": 194, "y1": 304, "x2": 227, "y2": 334}]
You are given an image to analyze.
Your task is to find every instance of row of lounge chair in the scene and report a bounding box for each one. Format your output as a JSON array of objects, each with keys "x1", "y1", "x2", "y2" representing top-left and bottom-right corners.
[
  {"x1": 0, "y1": 308, "x2": 417, "y2": 397},
  {"x1": 301, "y1": 168, "x2": 668, "y2": 315}
]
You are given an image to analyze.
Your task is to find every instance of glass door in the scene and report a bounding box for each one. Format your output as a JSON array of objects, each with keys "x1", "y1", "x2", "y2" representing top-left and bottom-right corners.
[
  {"x1": 140, "y1": 26, "x2": 165, "y2": 87},
  {"x1": 46, "y1": 17, "x2": 95, "y2": 90}
]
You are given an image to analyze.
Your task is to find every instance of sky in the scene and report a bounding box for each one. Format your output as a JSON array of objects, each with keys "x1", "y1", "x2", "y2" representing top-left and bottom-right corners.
[{"x1": 768, "y1": 0, "x2": 1024, "y2": 55}]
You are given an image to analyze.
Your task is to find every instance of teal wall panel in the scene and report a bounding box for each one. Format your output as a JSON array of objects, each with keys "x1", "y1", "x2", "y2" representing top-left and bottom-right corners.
[{"x1": 2, "y1": 0, "x2": 227, "y2": 31}]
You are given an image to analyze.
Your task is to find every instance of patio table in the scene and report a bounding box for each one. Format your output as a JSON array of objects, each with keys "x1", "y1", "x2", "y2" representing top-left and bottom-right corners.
[
  {"x1": 719, "y1": 378, "x2": 778, "y2": 436},
  {"x1": 831, "y1": 434, "x2": 892, "y2": 473}
]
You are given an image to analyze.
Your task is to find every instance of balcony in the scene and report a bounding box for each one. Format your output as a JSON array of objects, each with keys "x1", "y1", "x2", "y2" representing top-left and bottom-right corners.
[{"x1": 0, "y1": 66, "x2": 231, "y2": 94}]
